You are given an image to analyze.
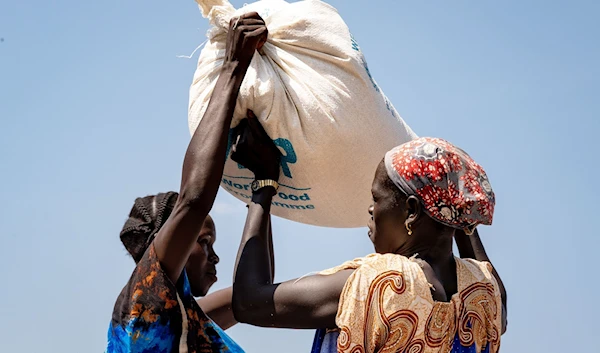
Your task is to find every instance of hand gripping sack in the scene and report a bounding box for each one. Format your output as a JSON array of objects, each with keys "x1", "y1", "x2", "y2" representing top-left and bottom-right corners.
[{"x1": 189, "y1": 0, "x2": 417, "y2": 228}]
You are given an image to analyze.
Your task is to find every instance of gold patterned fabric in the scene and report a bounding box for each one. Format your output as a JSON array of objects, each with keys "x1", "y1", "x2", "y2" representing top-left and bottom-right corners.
[{"x1": 319, "y1": 254, "x2": 501, "y2": 353}]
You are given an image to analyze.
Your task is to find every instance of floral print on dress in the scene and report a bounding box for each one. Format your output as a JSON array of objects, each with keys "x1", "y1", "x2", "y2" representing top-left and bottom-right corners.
[{"x1": 106, "y1": 243, "x2": 244, "y2": 353}]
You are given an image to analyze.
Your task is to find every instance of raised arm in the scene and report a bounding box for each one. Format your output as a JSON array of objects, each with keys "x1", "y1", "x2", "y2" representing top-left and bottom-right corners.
[
  {"x1": 153, "y1": 13, "x2": 268, "y2": 283},
  {"x1": 197, "y1": 216, "x2": 273, "y2": 331},
  {"x1": 229, "y1": 116, "x2": 352, "y2": 329},
  {"x1": 455, "y1": 229, "x2": 507, "y2": 333}
]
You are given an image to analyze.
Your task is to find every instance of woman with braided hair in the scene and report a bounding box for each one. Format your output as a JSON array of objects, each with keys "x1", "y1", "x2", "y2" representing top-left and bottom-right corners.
[{"x1": 106, "y1": 12, "x2": 269, "y2": 353}]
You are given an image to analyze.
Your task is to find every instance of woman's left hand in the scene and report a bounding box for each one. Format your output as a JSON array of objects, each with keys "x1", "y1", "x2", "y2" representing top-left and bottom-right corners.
[{"x1": 231, "y1": 110, "x2": 281, "y2": 181}]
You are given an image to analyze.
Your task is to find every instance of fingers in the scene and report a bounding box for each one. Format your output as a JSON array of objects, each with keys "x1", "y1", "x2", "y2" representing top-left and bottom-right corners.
[
  {"x1": 230, "y1": 129, "x2": 249, "y2": 163},
  {"x1": 234, "y1": 25, "x2": 267, "y2": 35},
  {"x1": 230, "y1": 119, "x2": 248, "y2": 153},
  {"x1": 246, "y1": 110, "x2": 272, "y2": 142},
  {"x1": 235, "y1": 18, "x2": 264, "y2": 26},
  {"x1": 227, "y1": 12, "x2": 268, "y2": 56},
  {"x1": 229, "y1": 12, "x2": 265, "y2": 29},
  {"x1": 231, "y1": 112, "x2": 279, "y2": 165},
  {"x1": 239, "y1": 11, "x2": 264, "y2": 21},
  {"x1": 231, "y1": 129, "x2": 260, "y2": 167},
  {"x1": 247, "y1": 27, "x2": 268, "y2": 42}
]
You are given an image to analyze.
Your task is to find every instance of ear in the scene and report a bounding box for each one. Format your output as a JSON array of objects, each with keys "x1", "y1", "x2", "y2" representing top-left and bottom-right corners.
[{"x1": 404, "y1": 195, "x2": 422, "y2": 230}]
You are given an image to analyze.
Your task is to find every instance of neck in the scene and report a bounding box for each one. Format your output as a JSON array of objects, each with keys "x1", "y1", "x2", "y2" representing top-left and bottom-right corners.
[{"x1": 394, "y1": 228, "x2": 455, "y2": 268}]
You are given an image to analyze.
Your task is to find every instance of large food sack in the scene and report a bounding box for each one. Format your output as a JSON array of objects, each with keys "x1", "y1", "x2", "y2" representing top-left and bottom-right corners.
[{"x1": 189, "y1": 0, "x2": 417, "y2": 228}]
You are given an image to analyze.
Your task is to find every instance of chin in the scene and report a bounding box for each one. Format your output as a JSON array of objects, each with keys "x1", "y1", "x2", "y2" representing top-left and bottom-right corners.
[{"x1": 191, "y1": 285, "x2": 210, "y2": 298}]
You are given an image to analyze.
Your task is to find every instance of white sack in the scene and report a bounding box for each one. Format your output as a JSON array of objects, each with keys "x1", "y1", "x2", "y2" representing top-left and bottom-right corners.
[{"x1": 189, "y1": 0, "x2": 417, "y2": 228}]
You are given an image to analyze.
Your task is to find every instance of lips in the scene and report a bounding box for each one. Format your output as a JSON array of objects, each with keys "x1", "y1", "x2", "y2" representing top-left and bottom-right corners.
[{"x1": 367, "y1": 218, "x2": 375, "y2": 238}]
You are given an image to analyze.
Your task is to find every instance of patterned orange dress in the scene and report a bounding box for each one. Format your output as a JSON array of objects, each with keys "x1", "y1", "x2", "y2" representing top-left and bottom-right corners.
[{"x1": 311, "y1": 254, "x2": 502, "y2": 353}]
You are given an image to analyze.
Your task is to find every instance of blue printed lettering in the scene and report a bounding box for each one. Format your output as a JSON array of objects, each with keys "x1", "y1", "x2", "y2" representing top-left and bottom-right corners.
[
  {"x1": 273, "y1": 138, "x2": 297, "y2": 179},
  {"x1": 362, "y1": 56, "x2": 380, "y2": 93},
  {"x1": 351, "y1": 34, "x2": 360, "y2": 51},
  {"x1": 350, "y1": 34, "x2": 398, "y2": 118},
  {"x1": 272, "y1": 201, "x2": 314, "y2": 210},
  {"x1": 383, "y1": 95, "x2": 397, "y2": 119},
  {"x1": 223, "y1": 178, "x2": 316, "y2": 210}
]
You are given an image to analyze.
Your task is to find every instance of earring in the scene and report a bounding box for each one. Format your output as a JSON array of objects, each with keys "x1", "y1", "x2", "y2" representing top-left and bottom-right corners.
[{"x1": 405, "y1": 223, "x2": 412, "y2": 236}]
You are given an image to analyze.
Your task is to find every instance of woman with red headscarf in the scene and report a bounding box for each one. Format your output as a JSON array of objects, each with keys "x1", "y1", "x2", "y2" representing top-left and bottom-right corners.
[{"x1": 228, "y1": 118, "x2": 507, "y2": 353}]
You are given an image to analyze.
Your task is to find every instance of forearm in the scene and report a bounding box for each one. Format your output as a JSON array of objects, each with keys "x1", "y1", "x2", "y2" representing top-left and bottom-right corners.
[
  {"x1": 179, "y1": 62, "x2": 246, "y2": 211},
  {"x1": 154, "y1": 63, "x2": 248, "y2": 282},
  {"x1": 234, "y1": 189, "x2": 274, "y2": 286},
  {"x1": 231, "y1": 190, "x2": 349, "y2": 329},
  {"x1": 197, "y1": 287, "x2": 237, "y2": 330},
  {"x1": 268, "y1": 216, "x2": 275, "y2": 280},
  {"x1": 232, "y1": 189, "x2": 275, "y2": 320}
]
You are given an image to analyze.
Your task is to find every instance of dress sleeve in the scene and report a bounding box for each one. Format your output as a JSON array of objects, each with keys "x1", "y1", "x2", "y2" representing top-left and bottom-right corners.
[
  {"x1": 334, "y1": 254, "x2": 425, "y2": 353},
  {"x1": 107, "y1": 243, "x2": 183, "y2": 353}
]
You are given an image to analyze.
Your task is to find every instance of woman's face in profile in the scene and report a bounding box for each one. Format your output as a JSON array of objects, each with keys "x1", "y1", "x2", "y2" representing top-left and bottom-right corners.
[
  {"x1": 368, "y1": 161, "x2": 409, "y2": 254},
  {"x1": 186, "y1": 216, "x2": 220, "y2": 297}
]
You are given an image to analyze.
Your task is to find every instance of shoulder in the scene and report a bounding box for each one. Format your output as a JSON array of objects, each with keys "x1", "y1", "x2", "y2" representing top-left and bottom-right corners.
[
  {"x1": 457, "y1": 257, "x2": 497, "y2": 285},
  {"x1": 332, "y1": 253, "x2": 430, "y2": 305},
  {"x1": 111, "y1": 242, "x2": 181, "y2": 326},
  {"x1": 320, "y1": 253, "x2": 419, "y2": 276}
]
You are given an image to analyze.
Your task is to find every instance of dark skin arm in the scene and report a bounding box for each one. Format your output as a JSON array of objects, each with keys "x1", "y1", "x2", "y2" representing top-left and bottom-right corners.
[
  {"x1": 455, "y1": 229, "x2": 507, "y2": 334},
  {"x1": 268, "y1": 216, "x2": 275, "y2": 280},
  {"x1": 152, "y1": 13, "x2": 269, "y2": 284},
  {"x1": 196, "y1": 218, "x2": 272, "y2": 331},
  {"x1": 229, "y1": 115, "x2": 353, "y2": 328},
  {"x1": 197, "y1": 287, "x2": 236, "y2": 330}
]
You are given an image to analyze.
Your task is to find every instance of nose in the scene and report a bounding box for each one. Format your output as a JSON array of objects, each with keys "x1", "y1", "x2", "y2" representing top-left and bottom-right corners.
[
  {"x1": 368, "y1": 205, "x2": 374, "y2": 216},
  {"x1": 209, "y1": 252, "x2": 220, "y2": 265}
]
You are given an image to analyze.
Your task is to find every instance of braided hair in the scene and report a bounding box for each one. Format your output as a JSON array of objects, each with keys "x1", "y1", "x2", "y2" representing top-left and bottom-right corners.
[{"x1": 119, "y1": 191, "x2": 179, "y2": 263}]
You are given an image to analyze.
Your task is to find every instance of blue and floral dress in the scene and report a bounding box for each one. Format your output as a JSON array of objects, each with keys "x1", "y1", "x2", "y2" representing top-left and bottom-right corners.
[{"x1": 106, "y1": 243, "x2": 244, "y2": 353}]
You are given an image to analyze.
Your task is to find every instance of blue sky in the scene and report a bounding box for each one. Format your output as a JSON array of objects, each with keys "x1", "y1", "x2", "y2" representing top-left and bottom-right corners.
[{"x1": 1, "y1": 0, "x2": 598, "y2": 352}]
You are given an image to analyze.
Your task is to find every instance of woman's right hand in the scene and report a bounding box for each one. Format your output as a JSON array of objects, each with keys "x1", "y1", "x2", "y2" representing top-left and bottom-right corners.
[
  {"x1": 225, "y1": 12, "x2": 268, "y2": 69},
  {"x1": 231, "y1": 110, "x2": 281, "y2": 181}
]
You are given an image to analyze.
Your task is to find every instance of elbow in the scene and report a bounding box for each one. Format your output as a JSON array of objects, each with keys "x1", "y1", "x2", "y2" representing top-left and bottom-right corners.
[
  {"x1": 231, "y1": 285, "x2": 270, "y2": 326},
  {"x1": 231, "y1": 285, "x2": 256, "y2": 324},
  {"x1": 177, "y1": 188, "x2": 214, "y2": 215},
  {"x1": 232, "y1": 304, "x2": 251, "y2": 325}
]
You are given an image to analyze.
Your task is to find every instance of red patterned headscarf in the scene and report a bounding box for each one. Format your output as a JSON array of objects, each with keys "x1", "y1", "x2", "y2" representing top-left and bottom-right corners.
[{"x1": 384, "y1": 137, "x2": 495, "y2": 234}]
